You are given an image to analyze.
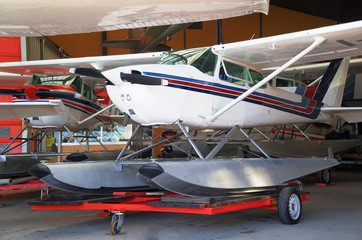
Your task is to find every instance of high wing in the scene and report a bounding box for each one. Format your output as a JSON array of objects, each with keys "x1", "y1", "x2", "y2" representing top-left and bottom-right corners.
[
  {"x1": 207, "y1": 21, "x2": 362, "y2": 122},
  {"x1": 262, "y1": 58, "x2": 362, "y2": 82},
  {"x1": 1, "y1": 21, "x2": 362, "y2": 79},
  {"x1": 0, "y1": 0, "x2": 269, "y2": 36},
  {"x1": 212, "y1": 20, "x2": 362, "y2": 70},
  {"x1": 0, "y1": 99, "x2": 66, "y2": 120},
  {"x1": 0, "y1": 52, "x2": 162, "y2": 77}
]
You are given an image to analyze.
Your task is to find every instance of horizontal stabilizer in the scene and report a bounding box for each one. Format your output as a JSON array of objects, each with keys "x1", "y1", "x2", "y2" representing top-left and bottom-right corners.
[{"x1": 321, "y1": 107, "x2": 362, "y2": 123}]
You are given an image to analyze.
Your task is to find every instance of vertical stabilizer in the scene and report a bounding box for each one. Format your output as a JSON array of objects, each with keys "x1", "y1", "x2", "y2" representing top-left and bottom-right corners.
[{"x1": 321, "y1": 57, "x2": 350, "y2": 107}]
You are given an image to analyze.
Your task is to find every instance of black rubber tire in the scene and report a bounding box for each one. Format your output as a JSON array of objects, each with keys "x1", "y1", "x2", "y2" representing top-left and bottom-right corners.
[
  {"x1": 317, "y1": 169, "x2": 331, "y2": 184},
  {"x1": 110, "y1": 220, "x2": 121, "y2": 235},
  {"x1": 278, "y1": 187, "x2": 302, "y2": 224},
  {"x1": 64, "y1": 152, "x2": 88, "y2": 162}
]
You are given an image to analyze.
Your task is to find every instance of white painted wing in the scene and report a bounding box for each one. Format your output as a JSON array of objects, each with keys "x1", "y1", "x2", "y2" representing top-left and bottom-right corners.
[
  {"x1": 0, "y1": 0, "x2": 269, "y2": 36},
  {"x1": 321, "y1": 107, "x2": 362, "y2": 123},
  {"x1": 262, "y1": 58, "x2": 362, "y2": 81},
  {"x1": 0, "y1": 52, "x2": 162, "y2": 76},
  {"x1": 0, "y1": 72, "x2": 32, "y2": 86},
  {"x1": 0, "y1": 100, "x2": 65, "y2": 120},
  {"x1": 212, "y1": 21, "x2": 362, "y2": 70}
]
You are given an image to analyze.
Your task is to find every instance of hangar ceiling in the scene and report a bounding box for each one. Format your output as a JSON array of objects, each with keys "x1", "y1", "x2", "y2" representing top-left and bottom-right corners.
[{"x1": 271, "y1": 0, "x2": 362, "y2": 23}]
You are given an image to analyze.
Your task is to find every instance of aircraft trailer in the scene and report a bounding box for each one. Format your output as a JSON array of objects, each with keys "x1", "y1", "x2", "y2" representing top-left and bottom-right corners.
[{"x1": 30, "y1": 184, "x2": 307, "y2": 235}]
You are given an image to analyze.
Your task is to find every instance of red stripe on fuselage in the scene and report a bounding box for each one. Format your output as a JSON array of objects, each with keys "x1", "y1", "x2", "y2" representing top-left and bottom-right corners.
[
  {"x1": 62, "y1": 100, "x2": 110, "y2": 122},
  {"x1": 166, "y1": 78, "x2": 318, "y2": 114}
]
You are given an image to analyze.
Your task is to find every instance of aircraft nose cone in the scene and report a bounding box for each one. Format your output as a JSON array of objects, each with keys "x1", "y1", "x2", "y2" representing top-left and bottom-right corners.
[
  {"x1": 139, "y1": 163, "x2": 165, "y2": 179},
  {"x1": 30, "y1": 163, "x2": 51, "y2": 179}
]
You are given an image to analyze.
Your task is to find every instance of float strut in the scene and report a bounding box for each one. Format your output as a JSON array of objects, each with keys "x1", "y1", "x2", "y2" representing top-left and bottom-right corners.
[
  {"x1": 177, "y1": 120, "x2": 205, "y2": 160},
  {"x1": 237, "y1": 126, "x2": 270, "y2": 158}
]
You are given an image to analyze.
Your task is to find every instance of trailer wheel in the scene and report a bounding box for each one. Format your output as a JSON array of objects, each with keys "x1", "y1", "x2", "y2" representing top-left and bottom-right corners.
[
  {"x1": 278, "y1": 187, "x2": 302, "y2": 224},
  {"x1": 317, "y1": 169, "x2": 331, "y2": 184},
  {"x1": 110, "y1": 220, "x2": 121, "y2": 235}
]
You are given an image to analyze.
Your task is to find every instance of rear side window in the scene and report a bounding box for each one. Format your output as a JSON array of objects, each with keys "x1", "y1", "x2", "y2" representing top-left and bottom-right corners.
[{"x1": 222, "y1": 60, "x2": 252, "y2": 83}]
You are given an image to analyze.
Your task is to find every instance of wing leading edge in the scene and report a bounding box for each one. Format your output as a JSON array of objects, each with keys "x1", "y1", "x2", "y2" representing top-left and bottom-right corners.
[
  {"x1": 0, "y1": 0, "x2": 269, "y2": 36},
  {"x1": 0, "y1": 100, "x2": 66, "y2": 120},
  {"x1": 212, "y1": 20, "x2": 362, "y2": 70},
  {"x1": 0, "y1": 52, "x2": 163, "y2": 77}
]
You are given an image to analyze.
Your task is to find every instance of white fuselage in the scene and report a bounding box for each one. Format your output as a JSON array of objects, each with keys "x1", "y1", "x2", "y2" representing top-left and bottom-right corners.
[{"x1": 104, "y1": 64, "x2": 332, "y2": 130}]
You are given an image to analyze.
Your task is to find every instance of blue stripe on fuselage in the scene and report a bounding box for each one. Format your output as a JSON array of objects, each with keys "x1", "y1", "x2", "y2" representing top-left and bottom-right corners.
[{"x1": 144, "y1": 71, "x2": 313, "y2": 109}]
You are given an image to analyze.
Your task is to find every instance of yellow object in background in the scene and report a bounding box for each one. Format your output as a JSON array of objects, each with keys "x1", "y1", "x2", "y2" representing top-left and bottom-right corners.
[{"x1": 45, "y1": 138, "x2": 55, "y2": 146}]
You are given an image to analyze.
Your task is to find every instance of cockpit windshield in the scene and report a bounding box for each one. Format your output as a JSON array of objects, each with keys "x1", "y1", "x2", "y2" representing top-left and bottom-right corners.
[
  {"x1": 31, "y1": 75, "x2": 83, "y2": 93},
  {"x1": 158, "y1": 47, "x2": 218, "y2": 76}
]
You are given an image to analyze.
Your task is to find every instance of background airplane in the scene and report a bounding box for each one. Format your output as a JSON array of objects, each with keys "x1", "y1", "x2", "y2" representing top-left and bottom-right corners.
[
  {"x1": 0, "y1": 74, "x2": 112, "y2": 131},
  {"x1": 0, "y1": 72, "x2": 125, "y2": 180}
]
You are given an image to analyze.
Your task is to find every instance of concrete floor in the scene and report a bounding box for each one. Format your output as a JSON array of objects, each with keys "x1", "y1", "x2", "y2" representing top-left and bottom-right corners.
[{"x1": 1, "y1": 166, "x2": 362, "y2": 240}]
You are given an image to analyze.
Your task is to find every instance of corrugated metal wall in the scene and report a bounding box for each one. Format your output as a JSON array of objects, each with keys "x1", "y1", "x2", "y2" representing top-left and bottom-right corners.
[{"x1": 25, "y1": 37, "x2": 68, "y2": 60}]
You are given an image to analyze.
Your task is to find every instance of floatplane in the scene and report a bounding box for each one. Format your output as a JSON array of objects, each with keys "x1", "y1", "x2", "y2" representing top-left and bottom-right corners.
[
  {"x1": 1, "y1": 21, "x2": 362, "y2": 198},
  {"x1": 0, "y1": 0, "x2": 270, "y2": 182}
]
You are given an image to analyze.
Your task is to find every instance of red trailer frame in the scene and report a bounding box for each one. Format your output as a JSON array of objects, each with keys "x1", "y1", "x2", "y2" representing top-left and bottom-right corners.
[
  {"x1": 0, "y1": 180, "x2": 48, "y2": 191},
  {"x1": 31, "y1": 187, "x2": 308, "y2": 235}
]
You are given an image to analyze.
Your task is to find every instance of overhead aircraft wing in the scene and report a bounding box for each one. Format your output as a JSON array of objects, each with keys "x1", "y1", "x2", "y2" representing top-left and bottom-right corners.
[
  {"x1": 212, "y1": 20, "x2": 362, "y2": 70},
  {"x1": 0, "y1": 0, "x2": 269, "y2": 36},
  {"x1": 0, "y1": 99, "x2": 66, "y2": 120},
  {"x1": 0, "y1": 52, "x2": 163, "y2": 77}
]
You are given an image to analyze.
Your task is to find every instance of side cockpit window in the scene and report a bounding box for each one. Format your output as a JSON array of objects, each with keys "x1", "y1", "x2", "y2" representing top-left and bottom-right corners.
[
  {"x1": 158, "y1": 47, "x2": 218, "y2": 76},
  {"x1": 190, "y1": 48, "x2": 217, "y2": 76},
  {"x1": 220, "y1": 60, "x2": 266, "y2": 88},
  {"x1": 31, "y1": 75, "x2": 85, "y2": 92},
  {"x1": 66, "y1": 76, "x2": 82, "y2": 93},
  {"x1": 219, "y1": 65, "x2": 245, "y2": 86},
  {"x1": 248, "y1": 69, "x2": 266, "y2": 88},
  {"x1": 82, "y1": 82, "x2": 98, "y2": 103}
]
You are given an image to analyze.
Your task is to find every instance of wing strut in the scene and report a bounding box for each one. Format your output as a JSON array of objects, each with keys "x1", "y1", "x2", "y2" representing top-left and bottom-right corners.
[
  {"x1": 77, "y1": 103, "x2": 115, "y2": 125},
  {"x1": 206, "y1": 36, "x2": 326, "y2": 123}
]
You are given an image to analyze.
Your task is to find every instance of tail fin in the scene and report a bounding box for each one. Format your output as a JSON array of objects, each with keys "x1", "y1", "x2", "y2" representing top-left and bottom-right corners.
[
  {"x1": 296, "y1": 58, "x2": 350, "y2": 107},
  {"x1": 320, "y1": 57, "x2": 350, "y2": 107}
]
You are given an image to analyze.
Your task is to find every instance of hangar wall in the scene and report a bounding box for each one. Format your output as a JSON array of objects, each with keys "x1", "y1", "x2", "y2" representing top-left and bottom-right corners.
[{"x1": 0, "y1": 37, "x2": 22, "y2": 153}]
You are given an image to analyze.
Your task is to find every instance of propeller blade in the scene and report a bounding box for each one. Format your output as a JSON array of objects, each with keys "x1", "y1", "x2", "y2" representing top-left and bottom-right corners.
[
  {"x1": 121, "y1": 72, "x2": 162, "y2": 85},
  {"x1": 70, "y1": 68, "x2": 104, "y2": 79},
  {"x1": 35, "y1": 90, "x2": 81, "y2": 99}
]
